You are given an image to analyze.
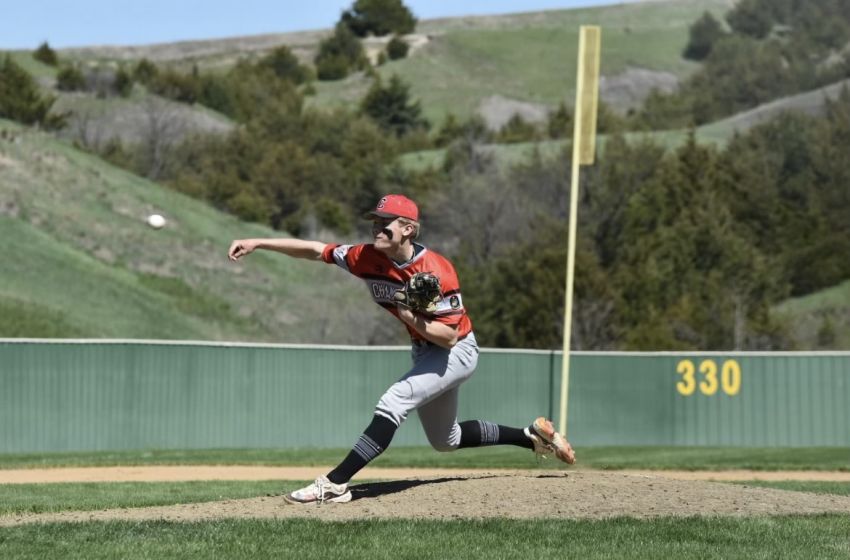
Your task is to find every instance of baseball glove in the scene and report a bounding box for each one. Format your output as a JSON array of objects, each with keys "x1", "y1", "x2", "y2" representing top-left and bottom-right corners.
[{"x1": 393, "y1": 272, "x2": 442, "y2": 313}]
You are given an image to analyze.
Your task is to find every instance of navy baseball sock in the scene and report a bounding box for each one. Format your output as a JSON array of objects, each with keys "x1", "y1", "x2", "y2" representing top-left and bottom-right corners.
[
  {"x1": 327, "y1": 414, "x2": 398, "y2": 485},
  {"x1": 456, "y1": 420, "x2": 534, "y2": 450}
]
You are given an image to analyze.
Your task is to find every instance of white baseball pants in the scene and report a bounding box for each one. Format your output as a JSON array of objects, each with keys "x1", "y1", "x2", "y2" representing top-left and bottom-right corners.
[{"x1": 374, "y1": 332, "x2": 479, "y2": 451}]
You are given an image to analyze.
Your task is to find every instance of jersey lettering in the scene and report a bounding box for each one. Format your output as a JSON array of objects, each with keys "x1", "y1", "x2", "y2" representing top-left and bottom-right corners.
[
  {"x1": 321, "y1": 242, "x2": 473, "y2": 340},
  {"x1": 370, "y1": 280, "x2": 402, "y2": 303}
]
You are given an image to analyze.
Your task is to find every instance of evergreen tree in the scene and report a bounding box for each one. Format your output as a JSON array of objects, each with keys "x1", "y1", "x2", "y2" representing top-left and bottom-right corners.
[
  {"x1": 315, "y1": 23, "x2": 365, "y2": 80},
  {"x1": 33, "y1": 41, "x2": 59, "y2": 66},
  {"x1": 132, "y1": 58, "x2": 159, "y2": 84},
  {"x1": 342, "y1": 0, "x2": 416, "y2": 37},
  {"x1": 56, "y1": 64, "x2": 86, "y2": 91},
  {"x1": 496, "y1": 113, "x2": 539, "y2": 143},
  {"x1": 683, "y1": 11, "x2": 725, "y2": 60},
  {"x1": 386, "y1": 35, "x2": 409, "y2": 60},
  {"x1": 687, "y1": 37, "x2": 793, "y2": 123},
  {"x1": 0, "y1": 56, "x2": 59, "y2": 127},
  {"x1": 547, "y1": 101, "x2": 572, "y2": 139},
  {"x1": 359, "y1": 74, "x2": 428, "y2": 136},
  {"x1": 725, "y1": 0, "x2": 773, "y2": 39},
  {"x1": 615, "y1": 135, "x2": 783, "y2": 349},
  {"x1": 114, "y1": 67, "x2": 134, "y2": 97},
  {"x1": 260, "y1": 45, "x2": 310, "y2": 84}
]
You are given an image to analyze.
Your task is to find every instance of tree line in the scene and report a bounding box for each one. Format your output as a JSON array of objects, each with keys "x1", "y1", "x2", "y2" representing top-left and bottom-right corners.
[
  {"x1": 1, "y1": 0, "x2": 848, "y2": 349},
  {"x1": 451, "y1": 93, "x2": 850, "y2": 350}
]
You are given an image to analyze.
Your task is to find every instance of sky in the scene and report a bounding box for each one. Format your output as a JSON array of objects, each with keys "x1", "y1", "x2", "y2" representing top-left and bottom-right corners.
[{"x1": 1, "y1": 0, "x2": 630, "y2": 49}]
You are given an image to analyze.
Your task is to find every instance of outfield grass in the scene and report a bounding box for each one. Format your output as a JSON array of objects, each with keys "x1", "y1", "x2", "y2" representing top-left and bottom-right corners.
[
  {"x1": 0, "y1": 480, "x2": 291, "y2": 515},
  {"x1": 734, "y1": 481, "x2": 850, "y2": 496},
  {"x1": 2, "y1": 446, "x2": 848, "y2": 559},
  {"x1": 2, "y1": 446, "x2": 848, "y2": 471},
  {"x1": 1, "y1": 516, "x2": 848, "y2": 560}
]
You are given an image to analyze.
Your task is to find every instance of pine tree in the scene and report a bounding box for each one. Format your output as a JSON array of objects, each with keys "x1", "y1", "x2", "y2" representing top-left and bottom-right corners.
[
  {"x1": 359, "y1": 74, "x2": 428, "y2": 136},
  {"x1": 342, "y1": 0, "x2": 416, "y2": 37},
  {"x1": 0, "y1": 56, "x2": 58, "y2": 126},
  {"x1": 56, "y1": 64, "x2": 86, "y2": 91},
  {"x1": 683, "y1": 11, "x2": 725, "y2": 60},
  {"x1": 315, "y1": 23, "x2": 365, "y2": 80},
  {"x1": 386, "y1": 35, "x2": 409, "y2": 60},
  {"x1": 260, "y1": 46, "x2": 309, "y2": 84},
  {"x1": 33, "y1": 41, "x2": 59, "y2": 66}
]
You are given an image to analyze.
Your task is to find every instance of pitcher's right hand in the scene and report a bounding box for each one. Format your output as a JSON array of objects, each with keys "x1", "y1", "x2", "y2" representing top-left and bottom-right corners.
[{"x1": 228, "y1": 239, "x2": 258, "y2": 261}]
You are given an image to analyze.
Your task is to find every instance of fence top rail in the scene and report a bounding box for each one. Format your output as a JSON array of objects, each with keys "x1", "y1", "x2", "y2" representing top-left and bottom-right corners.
[{"x1": 2, "y1": 339, "x2": 850, "y2": 357}]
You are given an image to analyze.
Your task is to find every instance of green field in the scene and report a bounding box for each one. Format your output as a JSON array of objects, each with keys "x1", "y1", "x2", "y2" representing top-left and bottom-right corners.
[
  {"x1": 2, "y1": 446, "x2": 849, "y2": 471},
  {"x1": 1, "y1": 447, "x2": 849, "y2": 559},
  {"x1": 0, "y1": 516, "x2": 845, "y2": 560}
]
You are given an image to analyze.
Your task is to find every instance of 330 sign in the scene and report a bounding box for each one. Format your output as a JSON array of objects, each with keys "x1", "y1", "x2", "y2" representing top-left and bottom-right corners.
[{"x1": 676, "y1": 359, "x2": 741, "y2": 396}]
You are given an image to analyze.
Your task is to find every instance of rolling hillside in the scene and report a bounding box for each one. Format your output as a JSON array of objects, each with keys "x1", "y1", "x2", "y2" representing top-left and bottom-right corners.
[
  {"x1": 0, "y1": 119, "x2": 404, "y2": 344},
  {"x1": 311, "y1": 0, "x2": 733, "y2": 124},
  {"x1": 3, "y1": 111, "x2": 845, "y2": 348},
  {"x1": 38, "y1": 0, "x2": 839, "y2": 157},
  {"x1": 399, "y1": 78, "x2": 850, "y2": 171},
  {"x1": 51, "y1": 0, "x2": 732, "y2": 126},
  {"x1": 2, "y1": 0, "x2": 848, "y2": 348}
]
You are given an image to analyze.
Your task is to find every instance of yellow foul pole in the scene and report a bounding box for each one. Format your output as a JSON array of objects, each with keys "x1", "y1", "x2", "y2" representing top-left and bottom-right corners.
[{"x1": 559, "y1": 26, "x2": 601, "y2": 437}]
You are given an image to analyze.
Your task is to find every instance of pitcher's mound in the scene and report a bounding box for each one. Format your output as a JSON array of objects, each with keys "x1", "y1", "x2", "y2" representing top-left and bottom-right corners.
[{"x1": 4, "y1": 471, "x2": 850, "y2": 526}]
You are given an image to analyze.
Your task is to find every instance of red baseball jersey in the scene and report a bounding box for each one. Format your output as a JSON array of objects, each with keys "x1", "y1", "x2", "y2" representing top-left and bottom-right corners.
[{"x1": 321, "y1": 242, "x2": 473, "y2": 341}]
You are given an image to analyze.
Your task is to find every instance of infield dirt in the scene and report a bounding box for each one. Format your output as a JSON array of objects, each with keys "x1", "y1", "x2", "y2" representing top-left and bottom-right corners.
[{"x1": 2, "y1": 470, "x2": 850, "y2": 526}]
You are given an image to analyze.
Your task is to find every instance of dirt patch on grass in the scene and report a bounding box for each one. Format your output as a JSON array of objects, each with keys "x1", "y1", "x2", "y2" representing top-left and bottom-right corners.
[{"x1": 2, "y1": 469, "x2": 849, "y2": 526}]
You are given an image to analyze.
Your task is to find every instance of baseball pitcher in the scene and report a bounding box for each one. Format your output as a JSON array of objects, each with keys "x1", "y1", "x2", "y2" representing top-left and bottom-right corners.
[{"x1": 228, "y1": 194, "x2": 575, "y2": 504}]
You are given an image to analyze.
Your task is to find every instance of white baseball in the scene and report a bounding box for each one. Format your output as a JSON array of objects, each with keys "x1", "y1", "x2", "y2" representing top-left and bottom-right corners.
[{"x1": 146, "y1": 214, "x2": 167, "y2": 229}]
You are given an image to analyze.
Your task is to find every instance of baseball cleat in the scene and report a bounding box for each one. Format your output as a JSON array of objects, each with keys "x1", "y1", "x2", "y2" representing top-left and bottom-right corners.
[
  {"x1": 524, "y1": 417, "x2": 576, "y2": 465},
  {"x1": 283, "y1": 476, "x2": 352, "y2": 505}
]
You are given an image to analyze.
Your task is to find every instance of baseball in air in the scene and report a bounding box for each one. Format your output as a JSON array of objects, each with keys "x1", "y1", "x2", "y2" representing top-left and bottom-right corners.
[{"x1": 146, "y1": 214, "x2": 167, "y2": 229}]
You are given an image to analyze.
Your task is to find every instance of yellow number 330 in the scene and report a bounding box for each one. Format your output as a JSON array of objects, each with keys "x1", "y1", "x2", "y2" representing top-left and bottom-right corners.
[{"x1": 676, "y1": 359, "x2": 741, "y2": 396}]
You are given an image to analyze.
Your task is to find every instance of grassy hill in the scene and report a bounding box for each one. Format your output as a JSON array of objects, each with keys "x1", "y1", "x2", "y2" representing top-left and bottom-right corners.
[
  {"x1": 3, "y1": 1, "x2": 848, "y2": 348},
  {"x1": 399, "y1": 77, "x2": 850, "y2": 171},
  {"x1": 47, "y1": 0, "x2": 731, "y2": 127},
  {"x1": 3, "y1": 114, "x2": 844, "y2": 347},
  {"x1": 1, "y1": 0, "x2": 737, "y2": 152},
  {"x1": 311, "y1": 0, "x2": 730, "y2": 124},
  {"x1": 774, "y1": 280, "x2": 850, "y2": 350},
  {"x1": 43, "y1": 0, "x2": 844, "y2": 157},
  {"x1": 0, "y1": 119, "x2": 403, "y2": 344}
]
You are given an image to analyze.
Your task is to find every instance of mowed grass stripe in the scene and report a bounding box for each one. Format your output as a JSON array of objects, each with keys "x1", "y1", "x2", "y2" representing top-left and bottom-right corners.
[
  {"x1": 733, "y1": 481, "x2": 850, "y2": 496},
  {"x1": 0, "y1": 480, "x2": 297, "y2": 515},
  {"x1": 2, "y1": 446, "x2": 848, "y2": 470},
  {"x1": 1, "y1": 517, "x2": 849, "y2": 560}
]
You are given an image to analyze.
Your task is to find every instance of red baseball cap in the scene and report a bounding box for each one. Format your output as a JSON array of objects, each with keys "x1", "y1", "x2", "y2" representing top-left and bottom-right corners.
[{"x1": 365, "y1": 194, "x2": 419, "y2": 221}]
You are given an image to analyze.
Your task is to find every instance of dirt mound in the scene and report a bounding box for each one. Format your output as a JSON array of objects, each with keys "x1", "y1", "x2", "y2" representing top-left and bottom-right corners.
[{"x1": 3, "y1": 471, "x2": 850, "y2": 526}]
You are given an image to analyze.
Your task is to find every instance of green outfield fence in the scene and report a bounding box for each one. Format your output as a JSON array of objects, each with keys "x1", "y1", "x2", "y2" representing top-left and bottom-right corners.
[{"x1": 1, "y1": 339, "x2": 849, "y2": 452}]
